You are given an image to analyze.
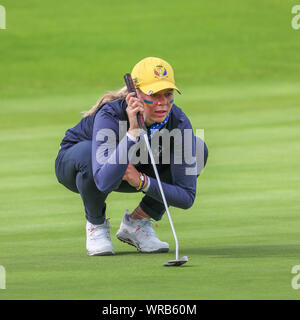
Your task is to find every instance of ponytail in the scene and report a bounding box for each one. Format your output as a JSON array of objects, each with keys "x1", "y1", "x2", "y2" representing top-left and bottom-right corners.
[{"x1": 81, "y1": 86, "x2": 128, "y2": 117}]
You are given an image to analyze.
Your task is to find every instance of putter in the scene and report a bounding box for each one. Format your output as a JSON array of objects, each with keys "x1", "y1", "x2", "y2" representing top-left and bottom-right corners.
[{"x1": 124, "y1": 74, "x2": 188, "y2": 267}]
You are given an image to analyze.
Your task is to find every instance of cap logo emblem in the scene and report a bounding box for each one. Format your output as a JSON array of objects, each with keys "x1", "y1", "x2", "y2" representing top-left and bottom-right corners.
[{"x1": 154, "y1": 65, "x2": 168, "y2": 79}]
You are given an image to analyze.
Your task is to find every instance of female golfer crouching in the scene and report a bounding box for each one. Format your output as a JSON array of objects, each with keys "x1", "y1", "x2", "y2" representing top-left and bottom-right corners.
[{"x1": 55, "y1": 57, "x2": 208, "y2": 256}]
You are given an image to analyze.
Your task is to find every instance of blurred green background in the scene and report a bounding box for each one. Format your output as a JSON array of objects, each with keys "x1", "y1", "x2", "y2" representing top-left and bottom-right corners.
[{"x1": 0, "y1": 0, "x2": 300, "y2": 299}]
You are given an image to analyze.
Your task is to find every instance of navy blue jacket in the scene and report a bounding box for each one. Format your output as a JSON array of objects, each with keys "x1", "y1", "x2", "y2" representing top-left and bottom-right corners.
[{"x1": 59, "y1": 98, "x2": 204, "y2": 209}]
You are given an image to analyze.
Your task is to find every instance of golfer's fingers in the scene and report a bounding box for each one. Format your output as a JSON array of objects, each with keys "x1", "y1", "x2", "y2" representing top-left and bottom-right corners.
[
  {"x1": 126, "y1": 163, "x2": 135, "y2": 173},
  {"x1": 122, "y1": 171, "x2": 128, "y2": 180},
  {"x1": 126, "y1": 92, "x2": 138, "y2": 105},
  {"x1": 126, "y1": 92, "x2": 135, "y2": 97},
  {"x1": 127, "y1": 102, "x2": 144, "y2": 115},
  {"x1": 123, "y1": 163, "x2": 132, "y2": 176},
  {"x1": 126, "y1": 93, "x2": 144, "y2": 107},
  {"x1": 127, "y1": 98, "x2": 143, "y2": 109}
]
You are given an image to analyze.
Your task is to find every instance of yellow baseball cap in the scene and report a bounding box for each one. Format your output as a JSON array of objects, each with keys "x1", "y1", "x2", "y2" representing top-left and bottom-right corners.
[{"x1": 131, "y1": 57, "x2": 181, "y2": 95}]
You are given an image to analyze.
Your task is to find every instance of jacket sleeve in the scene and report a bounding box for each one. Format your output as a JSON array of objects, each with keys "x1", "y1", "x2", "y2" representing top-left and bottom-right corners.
[
  {"x1": 91, "y1": 107, "x2": 136, "y2": 193},
  {"x1": 144, "y1": 118, "x2": 198, "y2": 209}
]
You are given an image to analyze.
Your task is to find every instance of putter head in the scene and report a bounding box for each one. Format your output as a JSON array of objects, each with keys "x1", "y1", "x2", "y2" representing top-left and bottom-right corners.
[{"x1": 163, "y1": 256, "x2": 188, "y2": 267}]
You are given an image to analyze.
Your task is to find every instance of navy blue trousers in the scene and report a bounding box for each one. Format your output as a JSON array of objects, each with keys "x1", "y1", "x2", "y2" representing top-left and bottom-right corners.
[{"x1": 55, "y1": 139, "x2": 207, "y2": 224}]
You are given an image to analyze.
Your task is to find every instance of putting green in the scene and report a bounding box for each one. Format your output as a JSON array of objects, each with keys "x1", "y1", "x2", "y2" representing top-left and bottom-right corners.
[{"x1": 1, "y1": 0, "x2": 300, "y2": 300}]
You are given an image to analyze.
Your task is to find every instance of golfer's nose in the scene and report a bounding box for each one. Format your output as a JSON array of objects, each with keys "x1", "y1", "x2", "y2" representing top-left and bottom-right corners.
[{"x1": 157, "y1": 94, "x2": 168, "y2": 105}]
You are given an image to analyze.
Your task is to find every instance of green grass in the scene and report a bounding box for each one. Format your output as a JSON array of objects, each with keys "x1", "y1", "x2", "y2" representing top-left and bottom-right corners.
[{"x1": 1, "y1": 0, "x2": 300, "y2": 300}]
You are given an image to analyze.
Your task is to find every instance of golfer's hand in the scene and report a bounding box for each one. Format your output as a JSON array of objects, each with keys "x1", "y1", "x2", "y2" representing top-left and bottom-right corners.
[
  {"x1": 126, "y1": 92, "x2": 144, "y2": 138},
  {"x1": 122, "y1": 162, "x2": 141, "y2": 188}
]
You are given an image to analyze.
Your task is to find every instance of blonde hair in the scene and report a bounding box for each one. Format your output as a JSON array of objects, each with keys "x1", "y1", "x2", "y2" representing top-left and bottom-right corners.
[{"x1": 82, "y1": 86, "x2": 128, "y2": 117}]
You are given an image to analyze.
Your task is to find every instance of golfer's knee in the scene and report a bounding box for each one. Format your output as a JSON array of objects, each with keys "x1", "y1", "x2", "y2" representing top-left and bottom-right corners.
[
  {"x1": 76, "y1": 141, "x2": 93, "y2": 169},
  {"x1": 76, "y1": 165, "x2": 98, "y2": 193}
]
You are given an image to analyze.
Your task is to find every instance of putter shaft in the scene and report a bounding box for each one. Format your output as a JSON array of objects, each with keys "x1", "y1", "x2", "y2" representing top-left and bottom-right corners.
[{"x1": 142, "y1": 133, "x2": 179, "y2": 261}]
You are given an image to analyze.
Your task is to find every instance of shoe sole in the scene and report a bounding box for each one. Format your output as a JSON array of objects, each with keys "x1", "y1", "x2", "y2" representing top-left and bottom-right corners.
[
  {"x1": 116, "y1": 234, "x2": 169, "y2": 253},
  {"x1": 87, "y1": 251, "x2": 115, "y2": 256}
]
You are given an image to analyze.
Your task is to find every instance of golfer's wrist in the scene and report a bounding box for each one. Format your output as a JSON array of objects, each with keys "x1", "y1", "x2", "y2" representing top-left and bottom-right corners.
[
  {"x1": 136, "y1": 173, "x2": 149, "y2": 191},
  {"x1": 136, "y1": 173, "x2": 145, "y2": 191},
  {"x1": 142, "y1": 176, "x2": 150, "y2": 192}
]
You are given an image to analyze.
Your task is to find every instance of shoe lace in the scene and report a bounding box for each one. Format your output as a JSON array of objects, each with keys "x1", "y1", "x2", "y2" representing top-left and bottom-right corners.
[{"x1": 139, "y1": 219, "x2": 157, "y2": 237}]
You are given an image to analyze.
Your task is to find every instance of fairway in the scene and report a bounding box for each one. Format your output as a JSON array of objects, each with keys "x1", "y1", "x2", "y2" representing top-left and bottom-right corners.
[{"x1": 1, "y1": 0, "x2": 300, "y2": 300}]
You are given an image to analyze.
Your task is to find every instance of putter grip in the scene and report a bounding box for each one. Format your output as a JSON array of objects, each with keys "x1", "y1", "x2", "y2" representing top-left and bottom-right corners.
[{"x1": 124, "y1": 73, "x2": 146, "y2": 131}]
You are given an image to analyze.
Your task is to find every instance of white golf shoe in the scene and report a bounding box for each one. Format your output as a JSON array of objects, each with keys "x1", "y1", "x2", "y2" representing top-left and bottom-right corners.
[
  {"x1": 86, "y1": 219, "x2": 114, "y2": 256},
  {"x1": 116, "y1": 210, "x2": 169, "y2": 253}
]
